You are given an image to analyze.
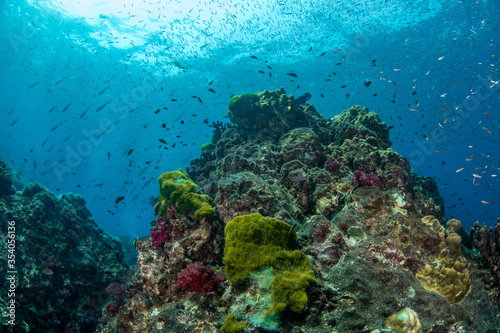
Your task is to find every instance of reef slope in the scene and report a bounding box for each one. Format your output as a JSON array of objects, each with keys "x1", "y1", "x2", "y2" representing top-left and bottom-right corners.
[{"x1": 100, "y1": 88, "x2": 499, "y2": 332}]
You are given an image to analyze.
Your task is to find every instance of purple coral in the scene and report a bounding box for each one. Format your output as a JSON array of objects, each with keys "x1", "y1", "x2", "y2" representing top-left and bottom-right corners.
[
  {"x1": 384, "y1": 250, "x2": 404, "y2": 262},
  {"x1": 176, "y1": 262, "x2": 225, "y2": 294},
  {"x1": 324, "y1": 156, "x2": 340, "y2": 172},
  {"x1": 352, "y1": 170, "x2": 380, "y2": 187},
  {"x1": 105, "y1": 282, "x2": 126, "y2": 305},
  {"x1": 105, "y1": 303, "x2": 119, "y2": 317},
  {"x1": 41, "y1": 255, "x2": 62, "y2": 269},
  {"x1": 151, "y1": 217, "x2": 171, "y2": 248}
]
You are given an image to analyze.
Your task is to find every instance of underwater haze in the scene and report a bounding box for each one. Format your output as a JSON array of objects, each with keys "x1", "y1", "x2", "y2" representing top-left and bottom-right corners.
[{"x1": 1, "y1": 0, "x2": 498, "y2": 239}]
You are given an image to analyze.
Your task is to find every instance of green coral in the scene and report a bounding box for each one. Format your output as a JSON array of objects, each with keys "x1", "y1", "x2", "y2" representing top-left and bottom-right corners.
[
  {"x1": 224, "y1": 213, "x2": 315, "y2": 317},
  {"x1": 221, "y1": 314, "x2": 246, "y2": 333},
  {"x1": 201, "y1": 142, "x2": 216, "y2": 151},
  {"x1": 227, "y1": 93, "x2": 260, "y2": 118},
  {"x1": 158, "y1": 169, "x2": 215, "y2": 220}
]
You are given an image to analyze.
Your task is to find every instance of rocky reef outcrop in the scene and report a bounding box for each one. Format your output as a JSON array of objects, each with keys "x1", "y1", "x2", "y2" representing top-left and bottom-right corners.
[
  {"x1": 0, "y1": 160, "x2": 129, "y2": 332},
  {"x1": 99, "y1": 88, "x2": 499, "y2": 332}
]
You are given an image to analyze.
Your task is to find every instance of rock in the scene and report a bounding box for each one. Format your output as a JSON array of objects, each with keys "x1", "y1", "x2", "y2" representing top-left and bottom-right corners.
[
  {"x1": 0, "y1": 160, "x2": 15, "y2": 196},
  {"x1": 0, "y1": 160, "x2": 129, "y2": 333}
]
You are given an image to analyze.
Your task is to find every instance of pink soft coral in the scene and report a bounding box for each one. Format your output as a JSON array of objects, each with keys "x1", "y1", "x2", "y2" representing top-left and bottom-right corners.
[
  {"x1": 177, "y1": 262, "x2": 225, "y2": 293},
  {"x1": 353, "y1": 170, "x2": 380, "y2": 187}
]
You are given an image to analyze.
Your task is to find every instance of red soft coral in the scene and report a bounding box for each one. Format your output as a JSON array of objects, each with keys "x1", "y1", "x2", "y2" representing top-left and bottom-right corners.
[
  {"x1": 176, "y1": 262, "x2": 225, "y2": 293},
  {"x1": 151, "y1": 217, "x2": 171, "y2": 248}
]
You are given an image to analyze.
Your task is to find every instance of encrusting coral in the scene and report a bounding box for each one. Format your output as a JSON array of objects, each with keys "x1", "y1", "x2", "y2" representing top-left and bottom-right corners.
[
  {"x1": 157, "y1": 168, "x2": 215, "y2": 220},
  {"x1": 223, "y1": 213, "x2": 315, "y2": 328}
]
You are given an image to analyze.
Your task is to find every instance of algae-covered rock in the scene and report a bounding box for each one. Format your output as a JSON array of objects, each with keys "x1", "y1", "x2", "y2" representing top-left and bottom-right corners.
[
  {"x1": 227, "y1": 87, "x2": 330, "y2": 141},
  {"x1": 411, "y1": 173, "x2": 445, "y2": 220}
]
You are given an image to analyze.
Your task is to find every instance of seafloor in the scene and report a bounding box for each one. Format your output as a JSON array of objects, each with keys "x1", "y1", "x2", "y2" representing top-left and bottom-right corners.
[{"x1": 1, "y1": 88, "x2": 499, "y2": 333}]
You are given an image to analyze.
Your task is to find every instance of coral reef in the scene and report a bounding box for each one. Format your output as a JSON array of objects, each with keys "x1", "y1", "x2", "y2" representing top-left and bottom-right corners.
[
  {"x1": 0, "y1": 160, "x2": 129, "y2": 333},
  {"x1": 352, "y1": 169, "x2": 380, "y2": 187},
  {"x1": 416, "y1": 256, "x2": 471, "y2": 305},
  {"x1": 100, "y1": 88, "x2": 499, "y2": 332},
  {"x1": 0, "y1": 160, "x2": 15, "y2": 196},
  {"x1": 330, "y1": 105, "x2": 391, "y2": 149}
]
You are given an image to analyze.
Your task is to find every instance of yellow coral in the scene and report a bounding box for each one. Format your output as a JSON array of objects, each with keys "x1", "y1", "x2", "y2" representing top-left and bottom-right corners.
[
  {"x1": 446, "y1": 218, "x2": 461, "y2": 233},
  {"x1": 421, "y1": 215, "x2": 444, "y2": 237},
  {"x1": 445, "y1": 232, "x2": 462, "y2": 255},
  {"x1": 416, "y1": 256, "x2": 471, "y2": 305},
  {"x1": 386, "y1": 307, "x2": 421, "y2": 333}
]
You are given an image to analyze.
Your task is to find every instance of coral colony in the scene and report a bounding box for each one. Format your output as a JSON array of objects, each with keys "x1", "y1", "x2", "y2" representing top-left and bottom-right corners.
[
  {"x1": 150, "y1": 217, "x2": 171, "y2": 248},
  {"x1": 1, "y1": 89, "x2": 499, "y2": 332}
]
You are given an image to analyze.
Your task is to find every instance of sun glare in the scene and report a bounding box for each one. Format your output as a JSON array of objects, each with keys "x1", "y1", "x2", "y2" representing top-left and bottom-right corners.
[{"x1": 27, "y1": 0, "x2": 204, "y2": 48}]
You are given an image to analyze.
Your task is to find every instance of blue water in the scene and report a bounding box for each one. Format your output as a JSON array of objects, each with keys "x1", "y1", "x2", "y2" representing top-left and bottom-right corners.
[{"x1": 1, "y1": 0, "x2": 498, "y2": 238}]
